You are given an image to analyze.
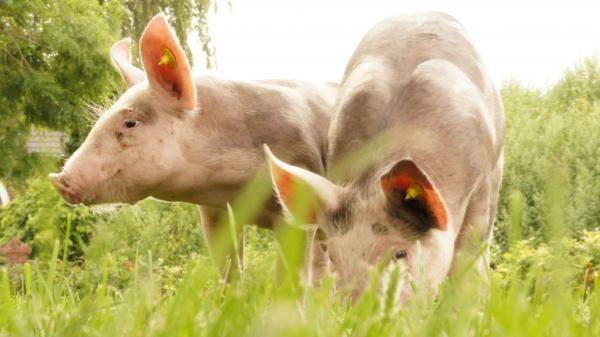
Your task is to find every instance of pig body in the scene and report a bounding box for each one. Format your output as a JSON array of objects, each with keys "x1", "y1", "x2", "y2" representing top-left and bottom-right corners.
[
  {"x1": 266, "y1": 12, "x2": 504, "y2": 299},
  {"x1": 50, "y1": 15, "x2": 336, "y2": 276}
]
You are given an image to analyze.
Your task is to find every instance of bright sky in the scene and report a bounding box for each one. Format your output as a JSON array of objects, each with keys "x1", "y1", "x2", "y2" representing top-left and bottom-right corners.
[{"x1": 189, "y1": 0, "x2": 600, "y2": 89}]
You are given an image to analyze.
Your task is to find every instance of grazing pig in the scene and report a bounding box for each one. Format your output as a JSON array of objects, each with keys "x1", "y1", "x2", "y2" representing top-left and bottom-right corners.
[
  {"x1": 49, "y1": 14, "x2": 336, "y2": 275},
  {"x1": 265, "y1": 12, "x2": 504, "y2": 299}
]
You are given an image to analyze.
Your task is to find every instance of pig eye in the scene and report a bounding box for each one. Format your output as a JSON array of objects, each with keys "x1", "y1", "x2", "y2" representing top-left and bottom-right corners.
[
  {"x1": 394, "y1": 249, "x2": 407, "y2": 260},
  {"x1": 124, "y1": 119, "x2": 140, "y2": 129}
]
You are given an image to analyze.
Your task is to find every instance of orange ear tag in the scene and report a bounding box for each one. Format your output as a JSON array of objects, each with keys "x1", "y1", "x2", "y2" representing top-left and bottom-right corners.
[{"x1": 158, "y1": 47, "x2": 177, "y2": 68}]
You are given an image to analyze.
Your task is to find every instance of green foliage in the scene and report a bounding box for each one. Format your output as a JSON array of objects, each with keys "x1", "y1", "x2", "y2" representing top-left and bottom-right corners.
[
  {"x1": 80, "y1": 199, "x2": 203, "y2": 290},
  {"x1": 549, "y1": 58, "x2": 600, "y2": 111},
  {"x1": 0, "y1": 0, "x2": 124, "y2": 178},
  {"x1": 0, "y1": 224, "x2": 598, "y2": 336},
  {"x1": 0, "y1": 176, "x2": 204, "y2": 284},
  {"x1": 0, "y1": 175, "x2": 96, "y2": 261},
  {"x1": 496, "y1": 57, "x2": 600, "y2": 249},
  {"x1": 1, "y1": 153, "x2": 60, "y2": 192},
  {"x1": 493, "y1": 231, "x2": 600, "y2": 290}
]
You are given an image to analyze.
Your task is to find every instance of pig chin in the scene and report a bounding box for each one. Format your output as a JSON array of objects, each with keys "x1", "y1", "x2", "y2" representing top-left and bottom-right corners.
[
  {"x1": 80, "y1": 190, "x2": 142, "y2": 206},
  {"x1": 83, "y1": 186, "x2": 145, "y2": 206}
]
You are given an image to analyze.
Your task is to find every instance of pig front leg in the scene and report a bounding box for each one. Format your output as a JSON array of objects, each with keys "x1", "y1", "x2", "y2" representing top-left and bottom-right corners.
[
  {"x1": 452, "y1": 178, "x2": 493, "y2": 281},
  {"x1": 454, "y1": 154, "x2": 504, "y2": 282},
  {"x1": 199, "y1": 205, "x2": 244, "y2": 282}
]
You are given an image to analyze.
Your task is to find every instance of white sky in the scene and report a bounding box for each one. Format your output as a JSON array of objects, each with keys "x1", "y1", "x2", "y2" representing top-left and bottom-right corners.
[{"x1": 190, "y1": 0, "x2": 600, "y2": 90}]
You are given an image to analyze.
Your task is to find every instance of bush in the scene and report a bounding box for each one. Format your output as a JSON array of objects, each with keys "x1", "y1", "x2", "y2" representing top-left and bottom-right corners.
[
  {"x1": 0, "y1": 175, "x2": 204, "y2": 282},
  {"x1": 0, "y1": 175, "x2": 96, "y2": 261},
  {"x1": 496, "y1": 57, "x2": 600, "y2": 249},
  {"x1": 80, "y1": 199, "x2": 204, "y2": 290},
  {"x1": 493, "y1": 230, "x2": 600, "y2": 291}
]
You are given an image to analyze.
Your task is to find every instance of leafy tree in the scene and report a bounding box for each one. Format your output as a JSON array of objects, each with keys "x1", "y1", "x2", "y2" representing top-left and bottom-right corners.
[{"x1": 548, "y1": 58, "x2": 600, "y2": 112}]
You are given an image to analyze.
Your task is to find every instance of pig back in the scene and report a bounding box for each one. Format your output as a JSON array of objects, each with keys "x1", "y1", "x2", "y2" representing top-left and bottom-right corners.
[{"x1": 327, "y1": 12, "x2": 504, "y2": 181}]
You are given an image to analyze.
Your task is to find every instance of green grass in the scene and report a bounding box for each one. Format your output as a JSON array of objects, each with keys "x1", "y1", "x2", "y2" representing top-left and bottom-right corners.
[
  {"x1": 0, "y1": 225, "x2": 598, "y2": 337},
  {"x1": 1, "y1": 58, "x2": 600, "y2": 336}
]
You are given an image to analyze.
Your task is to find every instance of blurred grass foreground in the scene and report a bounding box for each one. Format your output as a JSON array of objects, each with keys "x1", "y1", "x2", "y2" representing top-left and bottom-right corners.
[{"x1": 1, "y1": 4, "x2": 600, "y2": 335}]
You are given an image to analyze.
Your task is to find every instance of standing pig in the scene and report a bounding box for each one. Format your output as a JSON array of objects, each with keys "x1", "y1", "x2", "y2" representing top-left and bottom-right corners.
[
  {"x1": 265, "y1": 12, "x2": 504, "y2": 299},
  {"x1": 49, "y1": 14, "x2": 336, "y2": 275}
]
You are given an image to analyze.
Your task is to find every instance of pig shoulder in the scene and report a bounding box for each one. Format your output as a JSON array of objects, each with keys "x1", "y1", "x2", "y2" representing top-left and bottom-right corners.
[
  {"x1": 390, "y1": 59, "x2": 501, "y2": 219},
  {"x1": 399, "y1": 59, "x2": 502, "y2": 168}
]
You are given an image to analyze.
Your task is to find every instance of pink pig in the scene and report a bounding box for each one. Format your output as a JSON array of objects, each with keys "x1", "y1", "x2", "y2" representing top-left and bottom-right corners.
[
  {"x1": 49, "y1": 15, "x2": 337, "y2": 273},
  {"x1": 265, "y1": 12, "x2": 505, "y2": 300}
]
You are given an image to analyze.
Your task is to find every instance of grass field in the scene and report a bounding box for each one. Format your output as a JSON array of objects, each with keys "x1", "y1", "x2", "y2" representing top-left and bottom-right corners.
[
  {"x1": 1, "y1": 59, "x2": 600, "y2": 336},
  {"x1": 0, "y1": 221, "x2": 598, "y2": 337}
]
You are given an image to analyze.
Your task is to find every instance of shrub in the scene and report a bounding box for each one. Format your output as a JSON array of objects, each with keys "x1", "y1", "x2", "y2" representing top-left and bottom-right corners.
[
  {"x1": 80, "y1": 199, "x2": 204, "y2": 290},
  {"x1": 496, "y1": 57, "x2": 600, "y2": 249},
  {"x1": 493, "y1": 230, "x2": 600, "y2": 291},
  {"x1": 0, "y1": 175, "x2": 204, "y2": 281},
  {"x1": 0, "y1": 175, "x2": 96, "y2": 261}
]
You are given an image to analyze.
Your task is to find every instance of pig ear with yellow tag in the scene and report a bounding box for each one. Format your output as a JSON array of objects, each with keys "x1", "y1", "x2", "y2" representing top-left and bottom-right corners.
[
  {"x1": 139, "y1": 14, "x2": 196, "y2": 110},
  {"x1": 380, "y1": 160, "x2": 448, "y2": 231}
]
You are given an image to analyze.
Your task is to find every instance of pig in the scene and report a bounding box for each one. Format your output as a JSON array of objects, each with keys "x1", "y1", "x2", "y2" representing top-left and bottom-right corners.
[
  {"x1": 265, "y1": 12, "x2": 504, "y2": 300},
  {"x1": 49, "y1": 14, "x2": 337, "y2": 276}
]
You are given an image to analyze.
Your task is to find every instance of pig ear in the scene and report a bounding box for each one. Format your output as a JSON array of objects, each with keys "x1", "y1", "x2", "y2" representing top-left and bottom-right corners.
[
  {"x1": 110, "y1": 39, "x2": 145, "y2": 88},
  {"x1": 264, "y1": 145, "x2": 340, "y2": 223},
  {"x1": 139, "y1": 14, "x2": 196, "y2": 110},
  {"x1": 380, "y1": 160, "x2": 448, "y2": 231}
]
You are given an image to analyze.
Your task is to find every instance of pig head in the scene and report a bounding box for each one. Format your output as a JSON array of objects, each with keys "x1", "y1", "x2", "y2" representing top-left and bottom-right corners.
[
  {"x1": 49, "y1": 15, "x2": 197, "y2": 205},
  {"x1": 265, "y1": 12, "x2": 505, "y2": 300}
]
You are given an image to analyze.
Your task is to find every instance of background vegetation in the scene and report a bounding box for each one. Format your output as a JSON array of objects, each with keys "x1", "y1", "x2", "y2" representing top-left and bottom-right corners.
[
  {"x1": 496, "y1": 58, "x2": 600, "y2": 249},
  {"x1": 0, "y1": 1, "x2": 599, "y2": 336}
]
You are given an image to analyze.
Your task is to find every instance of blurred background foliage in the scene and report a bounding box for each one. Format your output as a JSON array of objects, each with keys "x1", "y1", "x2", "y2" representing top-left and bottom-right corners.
[{"x1": 496, "y1": 57, "x2": 600, "y2": 250}]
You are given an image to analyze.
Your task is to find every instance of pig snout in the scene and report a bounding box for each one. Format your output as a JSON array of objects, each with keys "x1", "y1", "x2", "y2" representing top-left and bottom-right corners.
[{"x1": 49, "y1": 172, "x2": 84, "y2": 205}]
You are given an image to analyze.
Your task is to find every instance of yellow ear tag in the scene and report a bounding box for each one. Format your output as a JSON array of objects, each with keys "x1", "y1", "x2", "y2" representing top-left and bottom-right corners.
[
  {"x1": 405, "y1": 184, "x2": 422, "y2": 200},
  {"x1": 158, "y1": 47, "x2": 177, "y2": 68}
]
